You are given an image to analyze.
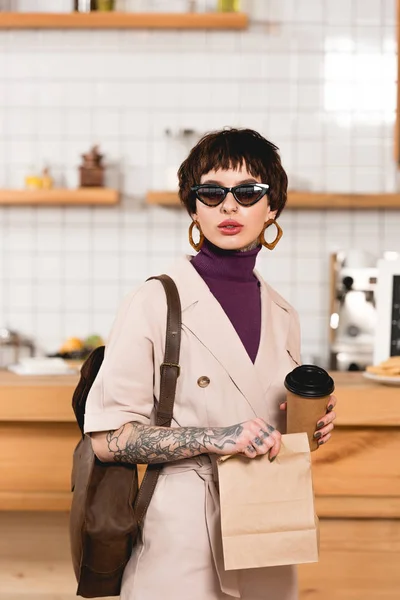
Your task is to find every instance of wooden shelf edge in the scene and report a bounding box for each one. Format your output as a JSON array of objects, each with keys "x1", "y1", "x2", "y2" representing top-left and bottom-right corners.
[
  {"x1": 0, "y1": 188, "x2": 119, "y2": 205},
  {"x1": 147, "y1": 190, "x2": 182, "y2": 206},
  {"x1": 146, "y1": 190, "x2": 400, "y2": 209},
  {"x1": 0, "y1": 12, "x2": 249, "y2": 30},
  {"x1": 289, "y1": 192, "x2": 400, "y2": 209}
]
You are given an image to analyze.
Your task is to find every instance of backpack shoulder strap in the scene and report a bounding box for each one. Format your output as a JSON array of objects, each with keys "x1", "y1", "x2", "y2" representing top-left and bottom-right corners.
[
  {"x1": 134, "y1": 274, "x2": 182, "y2": 526},
  {"x1": 149, "y1": 274, "x2": 182, "y2": 427}
]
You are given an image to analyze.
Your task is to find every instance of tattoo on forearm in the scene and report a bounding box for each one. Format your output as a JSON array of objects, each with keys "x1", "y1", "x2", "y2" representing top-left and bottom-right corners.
[{"x1": 105, "y1": 422, "x2": 244, "y2": 465}]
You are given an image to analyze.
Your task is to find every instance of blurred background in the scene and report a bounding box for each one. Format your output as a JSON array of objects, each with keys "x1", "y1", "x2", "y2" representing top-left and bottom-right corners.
[
  {"x1": 0, "y1": 1, "x2": 399, "y2": 599},
  {"x1": 0, "y1": 0, "x2": 398, "y2": 367}
]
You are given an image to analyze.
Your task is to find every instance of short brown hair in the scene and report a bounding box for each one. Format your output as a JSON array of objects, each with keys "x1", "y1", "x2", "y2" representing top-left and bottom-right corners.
[{"x1": 178, "y1": 128, "x2": 288, "y2": 218}]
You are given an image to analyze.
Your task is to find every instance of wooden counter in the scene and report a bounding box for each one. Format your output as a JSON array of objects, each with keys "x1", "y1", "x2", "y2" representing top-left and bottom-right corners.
[
  {"x1": 2, "y1": 369, "x2": 399, "y2": 424},
  {"x1": 1, "y1": 370, "x2": 399, "y2": 599},
  {"x1": 0, "y1": 370, "x2": 399, "y2": 513}
]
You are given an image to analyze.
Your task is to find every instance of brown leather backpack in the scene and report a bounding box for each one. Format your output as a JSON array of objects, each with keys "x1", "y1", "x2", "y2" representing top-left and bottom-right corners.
[{"x1": 70, "y1": 275, "x2": 181, "y2": 598}]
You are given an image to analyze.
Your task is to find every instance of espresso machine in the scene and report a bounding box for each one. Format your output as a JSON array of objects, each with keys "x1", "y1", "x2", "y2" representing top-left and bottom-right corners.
[
  {"x1": 329, "y1": 250, "x2": 378, "y2": 371},
  {"x1": 374, "y1": 258, "x2": 400, "y2": 364}
]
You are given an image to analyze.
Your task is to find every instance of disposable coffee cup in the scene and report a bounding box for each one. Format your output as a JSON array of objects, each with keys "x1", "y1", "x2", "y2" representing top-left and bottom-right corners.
[{"x1": 284, "y1": 365, "x2": 335, "y2": 452}]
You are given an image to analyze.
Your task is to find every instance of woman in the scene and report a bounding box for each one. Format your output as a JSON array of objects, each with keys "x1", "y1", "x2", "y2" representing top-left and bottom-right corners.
[{"x1": 85, "y1": 128, "x2": 337, "y2": 600}]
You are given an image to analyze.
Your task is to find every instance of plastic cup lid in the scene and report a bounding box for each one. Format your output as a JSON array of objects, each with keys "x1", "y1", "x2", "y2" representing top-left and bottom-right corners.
[{"x1": 284, "y1": 364, "x2": 335, "y2": 398}]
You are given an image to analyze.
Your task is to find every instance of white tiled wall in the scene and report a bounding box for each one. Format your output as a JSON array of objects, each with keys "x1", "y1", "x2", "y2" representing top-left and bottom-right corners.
[{"x1": 0, "y1": 0, "x2": 398, "y2": 365}]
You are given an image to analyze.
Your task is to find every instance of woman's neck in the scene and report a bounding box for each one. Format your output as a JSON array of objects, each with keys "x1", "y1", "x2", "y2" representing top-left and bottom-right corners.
[
  {"x1": 191, "y1": 238, "x2": 261, "y2": 283},
  {"x1": 238, "y1": 239, "x2": 260, "y2": 252}
]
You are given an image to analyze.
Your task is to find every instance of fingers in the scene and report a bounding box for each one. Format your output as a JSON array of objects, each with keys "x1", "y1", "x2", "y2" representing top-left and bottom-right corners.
[
  {"x1": 243, "y1": 444, "x2": 258, "y2": 459},
  {"x1": 314, "y1": 407, "x2": 336, "y2": 446},
  {"x1": 327, "y1": 395, "x2": 337, "y2": 412},
  {"x1": 266, "y1": 426, "x2": 281, "y2": 460},
  {"x1": 316, "y1": 397, "x2": 337, "y2": 431},
  {"x1": 248, "y1": 432, "x2": 275, "y2": 457},
  {"x1": 279, "y1": 402, "x2": 287, "y2": 411},
  {"x1": 254, "y1": 417, "x2": 275, "y2": 431},
  {"x1": 246, "y1": 418, "x2": 281, "y2": 460},
  {"x1": 314, "y1": 422, "x2": 334, "y2": 442},
  {"x1": 316, "y1": 410, "x2": 336, "y2": 431},
  {"x1": 317, "y1": 432, "x2": 331, "y2": 446}
]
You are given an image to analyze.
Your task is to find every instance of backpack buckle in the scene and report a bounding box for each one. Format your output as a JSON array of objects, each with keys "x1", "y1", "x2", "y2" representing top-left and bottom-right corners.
[{"x1": 160, "y1": 362, "x2": 181, "y2": 378}]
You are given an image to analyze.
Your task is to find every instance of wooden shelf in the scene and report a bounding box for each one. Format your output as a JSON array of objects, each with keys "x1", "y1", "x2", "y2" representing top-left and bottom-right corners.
[
  {"x1": 146, "y1": 190, "x2": 400, "y2": 209},
  {"x1": 0, "y1": 188, "x2": 119, "y2": 206},
  {"x1": 147, "y1": 191, "x2": 183, "y2": 207},
  {"x1": 0, "y1": 12, "x2": 248, "y2": 30},
  {"x1": 288, "y1": 192, "x2": 400, "y2": 209}
]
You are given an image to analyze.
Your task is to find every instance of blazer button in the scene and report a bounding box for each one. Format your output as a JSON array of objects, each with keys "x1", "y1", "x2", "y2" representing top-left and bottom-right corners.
[{"x1": 197, "y1": 376, "x2": 210, "y2": 388}]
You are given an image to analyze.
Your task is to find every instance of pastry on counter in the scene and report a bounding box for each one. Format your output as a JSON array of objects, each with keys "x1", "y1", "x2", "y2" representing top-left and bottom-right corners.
[{"x1": 366, "y1": 356, "x2": 400, "y2": 377}]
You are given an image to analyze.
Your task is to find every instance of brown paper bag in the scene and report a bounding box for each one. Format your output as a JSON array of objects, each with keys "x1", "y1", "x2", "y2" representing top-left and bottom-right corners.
[{"x1": 217, "y1": 432, "x2": 319, "y2": 571}]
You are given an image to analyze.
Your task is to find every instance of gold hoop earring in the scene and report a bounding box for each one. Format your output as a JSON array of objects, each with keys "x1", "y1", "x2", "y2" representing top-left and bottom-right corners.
[
  {"x1": 259, "y1": 219, "x2": 283, "y2": 250},
  {"x1": 188, "y1": 220, "x2": 204, "y2": 252}
]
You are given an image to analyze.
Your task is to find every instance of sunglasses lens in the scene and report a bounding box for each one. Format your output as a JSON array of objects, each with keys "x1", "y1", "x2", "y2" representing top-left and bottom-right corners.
[
  {"x1": 196, "y1": 186, "x2": 225, "y2": 206},
  {"x1": 235, "y1": 185, "x2": 264, "y2": 205}
]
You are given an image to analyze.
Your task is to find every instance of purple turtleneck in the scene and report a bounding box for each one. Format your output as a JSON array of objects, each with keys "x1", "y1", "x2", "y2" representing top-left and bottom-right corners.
[{"x1": 191, "y1": 239, "x2": 262, "y2": 363}]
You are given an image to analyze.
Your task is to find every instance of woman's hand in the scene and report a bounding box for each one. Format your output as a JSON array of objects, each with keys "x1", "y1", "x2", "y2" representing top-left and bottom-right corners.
[
  {"x1": 279, "y1": 394, "x2": 337, "y2": 447},
  {"x1": 214, "y1": 418, "x2": 282, "y2": 461},
  {"x1": 312, "y1": 394, "x2": 337, "y2": 446}
]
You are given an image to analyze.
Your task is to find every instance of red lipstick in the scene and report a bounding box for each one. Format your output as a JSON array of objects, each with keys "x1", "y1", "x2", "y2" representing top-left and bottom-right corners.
[{"x1": 218, "y1": 220, "x2": 243, "y2": 236}]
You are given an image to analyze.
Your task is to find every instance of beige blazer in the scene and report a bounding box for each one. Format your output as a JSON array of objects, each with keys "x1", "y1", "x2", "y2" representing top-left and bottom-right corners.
[{"x1": 84, "y1": 256, "x2": 301, "y2": 600}]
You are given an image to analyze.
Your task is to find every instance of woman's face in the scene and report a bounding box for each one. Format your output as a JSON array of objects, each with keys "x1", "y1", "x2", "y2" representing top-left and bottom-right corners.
[{"x1": 192, "y1": 165, "x2": 277, "y2": 251}]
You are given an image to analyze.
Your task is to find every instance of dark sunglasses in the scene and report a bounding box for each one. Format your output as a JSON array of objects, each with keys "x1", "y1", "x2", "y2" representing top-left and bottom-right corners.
[{"x1": 191, "y1": 183, "x2": 270, "y2": 207}]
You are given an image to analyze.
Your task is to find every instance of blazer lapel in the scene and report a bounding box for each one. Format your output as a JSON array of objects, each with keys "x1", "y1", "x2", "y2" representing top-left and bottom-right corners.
[
  {"x1": 254, "y1": 272, "x2": 292, "y2": 396},
  {"x1": 168, "y1": 257, "x2": 266, "y2": 418}
]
